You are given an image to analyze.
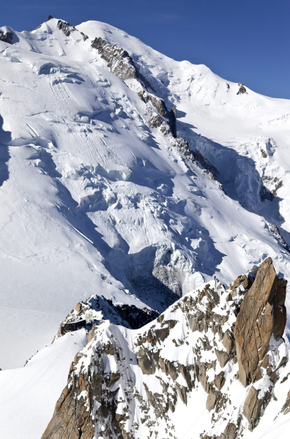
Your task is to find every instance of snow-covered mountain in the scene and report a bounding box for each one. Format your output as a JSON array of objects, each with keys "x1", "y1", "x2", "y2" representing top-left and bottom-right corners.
[{"x1": 1, "y1": 17, "x2": 290, "y2": 438}]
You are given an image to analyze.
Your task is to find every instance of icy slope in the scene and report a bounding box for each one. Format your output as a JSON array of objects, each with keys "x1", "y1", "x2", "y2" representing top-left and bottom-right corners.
[{"x1": 0, "y1": 18, "x2": 290, "y2": 371}]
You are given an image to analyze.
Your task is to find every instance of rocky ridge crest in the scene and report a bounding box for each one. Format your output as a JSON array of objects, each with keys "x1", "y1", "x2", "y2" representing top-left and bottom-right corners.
[
  {"x1": 42, "y1": 258, "x2": 289, "y2": 438},
  {"x1": 54, "y1": 19, "x2": 220, "y2": 186}
]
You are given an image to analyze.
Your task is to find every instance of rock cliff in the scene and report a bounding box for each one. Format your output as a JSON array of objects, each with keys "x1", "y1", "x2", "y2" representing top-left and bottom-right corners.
[{"x1": 234, "y1": 257, "x2": 287, "y2": 388}]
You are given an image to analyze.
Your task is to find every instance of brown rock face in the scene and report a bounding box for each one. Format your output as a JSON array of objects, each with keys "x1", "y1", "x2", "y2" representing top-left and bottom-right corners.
[
  {"x1": 243, "y1": 386, "x2": 269, "y2": 431},
  {"x1": 41, "y1": 371, "x2": 95, "y2": 439},
  {"x1": 234, "y1": 257, "x2": 287, "y2": 387}
]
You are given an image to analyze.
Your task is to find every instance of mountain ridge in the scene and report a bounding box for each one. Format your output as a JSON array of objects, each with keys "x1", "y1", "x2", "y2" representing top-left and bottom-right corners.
[{"x1": 42, "y1": 258, "x2": 290, "y2": 439}]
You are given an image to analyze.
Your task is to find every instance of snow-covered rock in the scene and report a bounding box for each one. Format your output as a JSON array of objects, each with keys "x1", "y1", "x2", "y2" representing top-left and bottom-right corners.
[{"x1": 42, "y1": 259, "x2": 290, "y2": 439}]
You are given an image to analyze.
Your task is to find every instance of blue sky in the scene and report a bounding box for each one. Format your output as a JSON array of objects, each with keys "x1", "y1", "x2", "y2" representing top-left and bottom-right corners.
[{"x1": 1, "y1": 0, "x2": 290, "y2": 99}]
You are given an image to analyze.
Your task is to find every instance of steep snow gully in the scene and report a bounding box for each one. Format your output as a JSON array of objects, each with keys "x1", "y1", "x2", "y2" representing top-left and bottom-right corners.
[{"x1": 0, "y1": 16, "x2": 290, "y2": 438}]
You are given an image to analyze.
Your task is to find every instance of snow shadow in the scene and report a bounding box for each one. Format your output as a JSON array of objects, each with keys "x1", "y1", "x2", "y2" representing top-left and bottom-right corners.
[
  {"x1": 0, "y1": 115, "x2": 11, "y2": 187},
  {"x1": 53, "y1": 178, "x2": 188, "y2": 312},
  {"x1": 178, "y1": 122, "x2": 289, "y2": 247},
  {"x1": 106, "y1": 246, "x2": 180, "y2": 313},
  {"x1": 54, "y1": 179, "x2": 112, "y2": 257},
  {"x1": 27, "y1": 147, "x2": 61, "y2": 179},
  {"x1": 129, "y1": 158, "x2": 174, "y2": 195},
  {"x1": 44, "y1": 146, "x2": 223, "y2": 313},
  {"x1": 54, "y1": 183, "x2": 179, "y2": 312},
  {"x1": 38, "y1": 63, "x2": 85, "y2": 85},
  {"x1": 54, "y1": 181, "x2": 179, "y2": 311}
]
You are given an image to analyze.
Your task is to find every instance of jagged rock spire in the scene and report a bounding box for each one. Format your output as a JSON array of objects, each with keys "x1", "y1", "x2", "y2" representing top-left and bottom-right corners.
[{"x1": 234, "y1": 257, "x2": 287, "y2": 387}]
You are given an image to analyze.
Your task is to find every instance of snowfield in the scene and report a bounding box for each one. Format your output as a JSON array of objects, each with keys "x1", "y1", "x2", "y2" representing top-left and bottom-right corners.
[
  {"x1": 0, "y1": 17, "x2": 290, "y2": 438},
  {"x1": 0, "y1": 329, "x2": 87, "y2": 439}
]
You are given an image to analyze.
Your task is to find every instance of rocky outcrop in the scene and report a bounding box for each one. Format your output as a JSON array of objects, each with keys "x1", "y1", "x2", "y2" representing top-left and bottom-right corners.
[
  {"x1": 42, "y1": 260, "x2": 289, "y2": 438},
  {"x1": 57, "y1": 20, "x2": 76, "y2": 37},
  {"x1": 262, "y1": 175, "x2": 283, "y2": 199},
  {"x1": 0, "y1": 30, "x2": 13, "y2": 44},
  {"x1": 57, "y1": 295, "x2": 159, "y2": 337},
  {"x1": 91, "y1": 37, "x2": 178, "y2": 138},
  {"x1": 89, "y1": 28, "x2": 225, "y2": 174},
  {"x1": 234, "y1": 257, "x2": 287, "y2": 387},
  {"x1": 57, "y1": 19, "x2": 88, "y2": 40},
  {"x1": 243, "y1": 386, "x2": 270, "y2": 431},
  {"x1": 92, "y1": 37, "x2": 138, "y2": 81},
  {"x1": 41, "y1": 378, "x2": 95, "y2": 439},
  {"x1": 138, "y1": 90, "x2": 176, "y2": 136},
  {"x1": 42, "y1": 328, "x2": 123, "y2": 439},
  {"x1": 43, "y1": 279, "x2": 234, "y2": 438},
  {"x1": 237, "y1": 82, "x2": 247, "y2": 94}
]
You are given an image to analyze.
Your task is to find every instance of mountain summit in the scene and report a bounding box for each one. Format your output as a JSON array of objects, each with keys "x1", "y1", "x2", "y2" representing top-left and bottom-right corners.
[{"x1": 0, "y1": 17, "x2": 290, "y2": 438}]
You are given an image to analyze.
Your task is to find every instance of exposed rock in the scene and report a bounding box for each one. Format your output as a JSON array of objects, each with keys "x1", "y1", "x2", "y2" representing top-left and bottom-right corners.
[
  {"x1": 41, "y1": 369, "x2": 95, "y2": 439},
  {"x1": 206, "y1": 389, "x2": 218, "y2": 411},
  {"x1": 92, "y1": 37, "x2": 138, "y2": 81},
  {"x1": 243, "y1": 386, "x2": 271, "y2": 431},
  {"x1": 262, "y1": 176, "x2": 283, "y2": 198},
  {"x1": 201, "y1": 421, "x2": 239, "y2": 439},
  {"x1": 220, "y1": 422, "x2": 238, "y2": 439},
  {"x1": 214, "y1": 372, "x2": 225, "y2": 390},
  {"x1": 91, "y1": 39, "x2": 178, "y2": 138},
  {"x1": 139, "y1": 89, "x2": 177, "y2": 137},
  {"x1": 231, "y1": 273, "x2": 254, "y2": 291},
  {"x1": 160, "y1": 121, "x2": 172, "y2": 136},
  {"x1": 234, "y1": 257, "x2": 287, "y2": 387},
  {"x1": 57, "y1": 295, "x2": 159, "y2": 338},
  {"x1": 176, "y1": 384, "x2": 187, "y2": 404},
  {"x1": 147, "y1": 94, "x2": 169, "y2": 118},
  {"x1": 215, "y1": 349, "x2": 229, "y2": 368},
  {"x1": 57, "y1": 20, "x2": 76, "y2": 37},
  {"x1": 243, "y1": 386, "x2": 260, "y2": 429},
  {"x1": 138, "y1": 349, "x2": 156, "y2": 375},
  {"x1": 281, "y1": 390, "x2": 290, "y2": 415},
  {"x1": 0, "y1": 30, "x2": 13, "y2": 44},
  {"x1": 148, "y1": 114, "x2": 163, "y2": 128},
  {"x1": 267, "y1": 222, "x2": 290, "y2": 252},
  {"x1": 43, "y1": 260, "x2": 288, "y2": 438},
  {"x1": 222, "y1": 330, "x2": 235, "y2": 355},
  {"x1": 237, "y1": 83, "x2": 247, "y2": 94},
  {"x1": 260, "y1": 148, "x2": 267, "y2": 159}
]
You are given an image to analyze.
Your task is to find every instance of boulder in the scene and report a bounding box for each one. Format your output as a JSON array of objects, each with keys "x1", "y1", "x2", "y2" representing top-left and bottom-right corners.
[
  {"x1": 206, "y1": 389, "x2": 218, "y2": 411},
  {"x1": 138, "y1": 350, "x2": 156, "y2": 375},
  {"x1": 243, "y1": 386, "x2": 269, "y2": 431},
  {"x1": 222, "y1": 330, "x2": 235, "y2": 355},
  {"x1": 215, "y1": 349, "x2": 229, "y2": 368}
]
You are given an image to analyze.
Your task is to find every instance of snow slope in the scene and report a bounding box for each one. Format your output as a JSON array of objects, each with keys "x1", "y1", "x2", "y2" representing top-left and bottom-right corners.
[{"x1": 0, "y1": 328, "x2": 87, "y2": 439}]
